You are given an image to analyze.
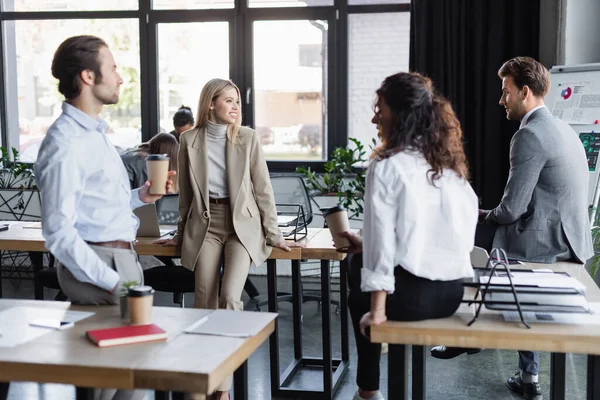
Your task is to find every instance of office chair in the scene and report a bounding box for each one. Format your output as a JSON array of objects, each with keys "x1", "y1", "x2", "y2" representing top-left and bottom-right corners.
[{"x1": 255, "y1": 175, "x2": 341, "y2": 312}]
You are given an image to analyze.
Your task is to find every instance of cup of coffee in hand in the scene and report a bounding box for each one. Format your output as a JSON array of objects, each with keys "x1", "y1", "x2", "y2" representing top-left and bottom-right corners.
[
  {"x1": 146, "y1": 154, "x2": 170, "y2": 195},
  {"x1": 323, "y1": 206, "x2": 351, "y2": 250}
]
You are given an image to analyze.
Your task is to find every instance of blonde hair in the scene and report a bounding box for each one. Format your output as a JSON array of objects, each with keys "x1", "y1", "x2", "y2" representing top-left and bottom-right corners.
[{"x1": 194, "y1": 78, "x2": 242, "y2": 141}]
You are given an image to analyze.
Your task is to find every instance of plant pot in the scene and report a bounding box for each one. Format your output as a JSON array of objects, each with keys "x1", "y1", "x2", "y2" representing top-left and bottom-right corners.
[{"x1": 119, "y1": 296, "x2": 129, "y2": 320}]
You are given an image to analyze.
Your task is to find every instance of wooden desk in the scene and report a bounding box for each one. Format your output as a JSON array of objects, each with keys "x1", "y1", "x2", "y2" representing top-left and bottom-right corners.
[
  {"x1": 0, "y1": 222, "x2": 350, "y2": 400},
  {"x1": 371, "y1": 262, "x2": 600, "y2": 400},
  {"x1": 0, "y1": 299, "x2": 276, "y2": 399}
]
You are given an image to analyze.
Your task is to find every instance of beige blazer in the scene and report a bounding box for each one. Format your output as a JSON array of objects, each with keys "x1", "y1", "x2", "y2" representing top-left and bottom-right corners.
[{"x1": 173, "y1": 126, "x2": 283, "y2": 270}]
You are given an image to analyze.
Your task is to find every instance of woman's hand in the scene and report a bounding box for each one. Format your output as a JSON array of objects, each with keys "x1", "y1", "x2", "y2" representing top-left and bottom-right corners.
[
  {"x1": 337, "y1": 231, "x2": 363, "y2": 254},
  {"x1": 359, "y1": 310, "x2": 387, "y2": 338},
  {"x1": 273, "y1": 240, "x2": 305, "y2": 252},
  {"x1": 153, "y1": 237, "x2": 178, "y2": 246}
]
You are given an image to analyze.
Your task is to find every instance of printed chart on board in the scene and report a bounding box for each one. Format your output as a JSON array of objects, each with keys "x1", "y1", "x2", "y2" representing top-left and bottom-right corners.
[{"x1": 551, "y1": 80, "x2": 600, "y2": 125}]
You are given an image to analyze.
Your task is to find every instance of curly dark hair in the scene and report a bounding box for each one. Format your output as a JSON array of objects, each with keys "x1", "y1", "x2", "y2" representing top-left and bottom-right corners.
[{"x1": 373, "y1": 72, "x2": 470, "y2": 183}]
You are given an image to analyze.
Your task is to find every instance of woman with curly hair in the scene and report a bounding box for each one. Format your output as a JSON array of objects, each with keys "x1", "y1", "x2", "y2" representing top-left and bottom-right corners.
[{"x1": 342, "y1": 72, "x2": 478, "y2": 400}]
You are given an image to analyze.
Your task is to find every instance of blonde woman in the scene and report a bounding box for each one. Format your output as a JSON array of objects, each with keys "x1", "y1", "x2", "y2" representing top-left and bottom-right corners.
[{"x1": 156, "y1": 78, "x2": 302, "y2": 400}]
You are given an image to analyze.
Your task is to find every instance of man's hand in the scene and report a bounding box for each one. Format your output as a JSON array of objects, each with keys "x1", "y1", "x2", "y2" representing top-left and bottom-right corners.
[
  {"x1": 336, "y1": 231, "x2": 363, "y2": 254},
  {"x1": 139, "y1": 171, "x2": 177, "y2": 204}
]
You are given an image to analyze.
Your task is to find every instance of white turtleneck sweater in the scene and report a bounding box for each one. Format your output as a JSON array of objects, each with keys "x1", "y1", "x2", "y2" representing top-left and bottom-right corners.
[{"x1": 206, "y1": 121, "x2": 229, "y2": 199}]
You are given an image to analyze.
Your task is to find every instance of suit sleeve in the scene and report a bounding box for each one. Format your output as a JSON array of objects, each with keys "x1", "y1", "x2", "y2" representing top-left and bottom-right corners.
[
  {"x1": 249, "y1": 131, "x2": 284, "y2": 245},
  {"x1": 173, "y1": 132, "x2": 193, "y2": 244},
  {"x1": 486, "y1": 128, "x2": 546, "y2": 225}
]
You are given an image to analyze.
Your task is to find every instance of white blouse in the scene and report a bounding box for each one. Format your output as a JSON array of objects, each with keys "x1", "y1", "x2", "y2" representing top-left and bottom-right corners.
[{"x1": 361, "y1": 150, "x2": 478, "y2": 294}]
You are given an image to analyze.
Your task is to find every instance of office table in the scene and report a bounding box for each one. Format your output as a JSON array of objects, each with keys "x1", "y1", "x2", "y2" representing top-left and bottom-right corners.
[
  {"x1": 0, "y1": 222, "x2": 350, "y2": 399},
  {"x1": 0, "y1": 299, "x2": 276, "y2": 400},
  {"x1": 371, "y1": 261, "x2": 600, "y2": 400}
]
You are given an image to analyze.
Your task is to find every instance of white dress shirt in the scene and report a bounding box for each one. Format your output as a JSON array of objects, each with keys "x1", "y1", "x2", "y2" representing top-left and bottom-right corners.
[
  {"x1": 35, "y1": 102, "x2": 146, "y2": 292},
  {"x1": 361, "y1": 150, "x2": 478, "y2": 294},
  {"x1": 520, "y1": 105, "x2": 546, "y2": 129}
]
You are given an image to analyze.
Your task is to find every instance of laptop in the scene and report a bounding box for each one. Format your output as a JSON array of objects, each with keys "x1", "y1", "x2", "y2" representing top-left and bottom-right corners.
[{"x1": 133, "y1": 203, "x2": 175, "y2": 238}]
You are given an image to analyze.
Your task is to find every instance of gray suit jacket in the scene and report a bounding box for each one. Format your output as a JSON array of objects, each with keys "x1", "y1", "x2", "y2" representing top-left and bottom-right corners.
[{"x1": 485, "y1": 107, "x2": 593, "y2": 264}]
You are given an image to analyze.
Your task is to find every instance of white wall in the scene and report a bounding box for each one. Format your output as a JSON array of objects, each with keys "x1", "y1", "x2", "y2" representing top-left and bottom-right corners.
[{"x1": 564, "y1": 0, "x2": 600, "y2": 65}]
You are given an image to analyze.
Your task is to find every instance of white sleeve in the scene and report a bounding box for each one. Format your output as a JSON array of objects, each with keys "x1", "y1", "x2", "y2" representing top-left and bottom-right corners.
[
  {"x1": 130, "y1": 187, "x2": 146, "y2": 210},
  {"x1": 360, "y1": 160, "x2": 401, "y2": 294},
  {"x1": 35, "y1": 134, "x2": 120, "y2": 292}
]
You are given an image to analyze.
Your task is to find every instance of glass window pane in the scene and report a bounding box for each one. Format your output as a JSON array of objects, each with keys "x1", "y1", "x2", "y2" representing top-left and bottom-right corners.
[
  {"x1": 249, "y1": 0, "x2": 332, "y2": 8},
  {"x1": 3, "y1": 0, "x2": 137, "y2": 11},
  {"x1": 348, "y1": 0, "x2": 409, "y2": 5},
  {"x1": 254, "y1": 20, "x2": 327, "y2": 161},
  {"x1": 348, "y1": 12, "x2": 409, "y2": 157},
  {"x1": 8, "y1": 19, "x2": 141, "y2": 162},
  {"x1": 152, "y1": 0, "x2": 233, "y2": 10},
  {"x1": 157, "y1": 22, "x2": 230, "y2": 133}
]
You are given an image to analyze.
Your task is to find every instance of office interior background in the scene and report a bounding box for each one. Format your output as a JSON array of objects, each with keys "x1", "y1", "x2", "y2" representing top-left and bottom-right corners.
[{"x1": 0, "y1": 0, "x2": 598, "y2": 209}]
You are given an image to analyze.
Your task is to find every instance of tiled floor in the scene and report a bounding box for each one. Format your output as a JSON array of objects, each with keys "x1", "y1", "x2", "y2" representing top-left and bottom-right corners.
[{"x1": 0, "y1": 267, "x2": 590, "y2": 400}]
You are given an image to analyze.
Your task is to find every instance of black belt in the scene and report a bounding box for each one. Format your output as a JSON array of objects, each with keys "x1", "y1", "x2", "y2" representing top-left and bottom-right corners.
[{"x1": 209, "y1": 197, "x2": 229, "y2": 205}]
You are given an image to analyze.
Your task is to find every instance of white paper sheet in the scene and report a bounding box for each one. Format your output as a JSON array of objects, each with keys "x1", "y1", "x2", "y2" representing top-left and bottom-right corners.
[{"x1": 0, "y1": 306, "x2": 94, "y2": 348}]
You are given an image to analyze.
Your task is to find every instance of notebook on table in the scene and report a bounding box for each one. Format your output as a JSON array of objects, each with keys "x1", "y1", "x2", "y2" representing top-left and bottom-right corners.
[{"x1": 86, "y1": 324, "x2": 167, "y2": 347}]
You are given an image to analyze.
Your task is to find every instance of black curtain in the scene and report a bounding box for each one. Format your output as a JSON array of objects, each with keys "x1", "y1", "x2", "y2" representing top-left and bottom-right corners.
[{"x1": 409, "y1": 0, "x2": 541, "y2": 208}]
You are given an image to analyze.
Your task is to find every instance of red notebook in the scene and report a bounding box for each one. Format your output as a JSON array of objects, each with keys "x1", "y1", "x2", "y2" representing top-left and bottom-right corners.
[{"x1": 86, "y1": 324, "x2": 167, "y2": 347}]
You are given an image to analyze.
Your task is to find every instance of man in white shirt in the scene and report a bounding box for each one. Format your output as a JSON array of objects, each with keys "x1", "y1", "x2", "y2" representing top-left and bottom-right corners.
[
  {"x1": 432, "y1": 57, "x2": 593, "y2": 400},
  {"x1": 34, "y1": 36, "x2": 173, "y2": 399}
]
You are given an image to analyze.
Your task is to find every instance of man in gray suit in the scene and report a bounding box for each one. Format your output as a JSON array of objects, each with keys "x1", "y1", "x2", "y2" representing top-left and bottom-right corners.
[{"x1": 431, "y1": 57, "x2": 593, "y2": 400}]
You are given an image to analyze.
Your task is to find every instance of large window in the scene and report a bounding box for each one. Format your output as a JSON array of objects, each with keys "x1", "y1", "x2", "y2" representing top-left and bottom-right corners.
[
  {"x1": 157, "y1": 22, "x2": 230, "y2": 134},
  {"x1": 253, "y1": 20, "x2": 327, "y2": 160},
  {"x1": 7, "y1": 18, "x2": 141, "y2": 161},
  {"x1": 0, "y1": 0, "x2": 409, "y2": 168}
]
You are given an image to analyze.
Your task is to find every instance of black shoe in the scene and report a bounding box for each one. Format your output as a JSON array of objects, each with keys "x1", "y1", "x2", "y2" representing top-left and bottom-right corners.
[
  {"x1": 430, "y1": 345, "x2": 482, "y2": 359},
  {"x1": 506, "y1": 372, "x2": 543, "y2": 400}
]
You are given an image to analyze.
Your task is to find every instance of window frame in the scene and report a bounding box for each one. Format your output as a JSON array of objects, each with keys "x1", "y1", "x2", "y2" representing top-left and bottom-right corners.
[{"x1": 0, "y1": 0, "x2": 410, "y2": 171}]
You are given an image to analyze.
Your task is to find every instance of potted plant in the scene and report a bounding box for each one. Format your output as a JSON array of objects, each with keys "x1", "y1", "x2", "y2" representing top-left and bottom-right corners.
[
  {"x1": 119, "y1": 280, "x2": 140, "y2": 319},
  {"x1": 0, "y1": 146, "x2": 40, "y2": 221},
  {"x1": 296, "y1": 137, "x2": 375, "y2": 218},
  {"x1": 590, "y1": 225, "x2": 600, "y2": 280}
]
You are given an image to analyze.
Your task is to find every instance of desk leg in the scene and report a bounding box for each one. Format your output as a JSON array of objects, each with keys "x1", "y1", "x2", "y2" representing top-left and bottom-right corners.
[
  {"x1": 154, "y1": 391, "x2": 169, "y2": 400},
  {"x1": 340, "y1": 258, "x2": 349, "y2": 363},
  {"x1": 291, "y1": 260, "x2": 303, "y2": 360},
  {"x1": 234, "y1": 360, "x2": 248, "y2": 400},
  {"x1": 28, "y1": 251, "x2": 45, "y2": 300},
  {"x1": 412, "y1": 345, "x2": 426, "y2": 400},
  {"x1": 321, "y1": 259, "x2": 333, "y2": 398},
  {"x1": 0, "y1": 382, "x2": 9, "y2": 400},
  {"x1": 550, "y1": 353, "x2": 566, "y2": 400},
  {"x1": 588, "y1": 355, "x2": 600, "y2": 400},
  {"x1": 388, "y1": 344, "x2": 408, "y2": 400},
  {"x1": 75, "y1": 387, "x2": 93, "y2": 400},
  {"x1": 267, "y1": 259, "x2": 281, "y2": 396}
]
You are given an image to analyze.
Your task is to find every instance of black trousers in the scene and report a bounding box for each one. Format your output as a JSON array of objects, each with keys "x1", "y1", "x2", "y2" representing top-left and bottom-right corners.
[{"x1": 347, "y1": 254, "x2": 464, "y2": 391}]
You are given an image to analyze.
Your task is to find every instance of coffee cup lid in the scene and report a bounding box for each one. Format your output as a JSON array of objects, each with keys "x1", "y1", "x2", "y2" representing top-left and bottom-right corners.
[
  {"x1": 146, "y1": 154, "x2": 169, "y2": 161},
  {"x1": 128, "y1": 285, "x2": 155, "y2": 297},
  {"x1": 323, "y1": 205, "x2": 346, "y2": 218}
]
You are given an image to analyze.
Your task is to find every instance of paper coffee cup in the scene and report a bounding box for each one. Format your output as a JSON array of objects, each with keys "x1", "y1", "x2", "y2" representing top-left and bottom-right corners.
[
  {"x1": 127, "y1": 285, "x2": 154, "y2": 325},
  {"x1": 146, "y1": 154, "x2": 170, "y2": 195},
  {"x1": 323, "y1": 205, "x2": 351, "y2": 250}
]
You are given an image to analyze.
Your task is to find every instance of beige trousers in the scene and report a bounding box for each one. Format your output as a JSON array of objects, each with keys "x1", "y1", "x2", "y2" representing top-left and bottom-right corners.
[
  {"x1": 57, "y1": 244, "x2": 146, "y2": 400},
  {"x1": 193, "y1": 202, "x2": 251, "y2": 392}
]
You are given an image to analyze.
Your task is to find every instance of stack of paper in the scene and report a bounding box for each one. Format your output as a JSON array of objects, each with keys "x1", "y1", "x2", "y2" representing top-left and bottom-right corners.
[{"x1": 480, "y1": 270, "x2": 589, "y2": 313}]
